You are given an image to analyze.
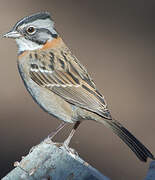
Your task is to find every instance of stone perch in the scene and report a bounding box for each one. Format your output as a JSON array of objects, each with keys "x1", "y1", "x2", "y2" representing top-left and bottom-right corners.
[
  {"x1": 2, "y1": 139, "x2": 110, "y2": 180},
  {"x1": 2, "y1": 138, "x2": 154, "y2": 180},
  {"x1": 145, "y1": 161, "x2": 155, "y2": 180}
]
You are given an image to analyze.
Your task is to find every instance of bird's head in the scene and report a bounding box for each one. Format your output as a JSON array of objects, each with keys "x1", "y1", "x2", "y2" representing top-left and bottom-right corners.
[{"x1": 3, "y1": 12, "x2": 58, "y2": 53}]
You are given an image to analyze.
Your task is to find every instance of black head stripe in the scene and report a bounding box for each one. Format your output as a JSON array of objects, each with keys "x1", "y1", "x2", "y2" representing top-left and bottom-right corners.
[
  {"x1": 24, "y1": 28, "x2": 58, "y2": 45},
  {"x1": 14, "y1": 12, "x2": 51, "y2": 29}
]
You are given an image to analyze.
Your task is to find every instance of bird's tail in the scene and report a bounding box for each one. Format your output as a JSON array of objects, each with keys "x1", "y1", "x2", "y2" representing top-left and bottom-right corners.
[{"x1": 96, "y1": 118, "x2": 154, "y2": 162}]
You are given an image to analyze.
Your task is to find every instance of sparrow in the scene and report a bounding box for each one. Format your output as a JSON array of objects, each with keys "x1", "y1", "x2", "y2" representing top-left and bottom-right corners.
[{"x1": 3, "y1": 12, "x2": 154, "y2": 162}]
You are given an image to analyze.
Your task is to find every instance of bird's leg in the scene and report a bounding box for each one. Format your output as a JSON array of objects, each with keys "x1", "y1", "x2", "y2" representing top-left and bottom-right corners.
[
  {"x1": 63, "y1": 121, "x2": 81, "y2": 149},
  {"x1": 48, "y1": 122, "x2": 67, "y2": 140},
  {"x1": 30, "y1": 122, "x2": 67, "y2": 153}
]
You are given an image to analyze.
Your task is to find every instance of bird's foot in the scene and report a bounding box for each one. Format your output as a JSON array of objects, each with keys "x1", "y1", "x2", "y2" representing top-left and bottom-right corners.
[
  {"x1": 43, "y1": 137, "x2": 63, "y2": 147},
  {"x1": 29, "y1": 144, "x2": 39, "y2": 153},
  {"x1": 29, "y1": 137, "x2": 52, "y2": 153},
  {"x1": 61, "y1": 141, "x2": 78, "y2": 156},
  {"x1": 43, "y1": 136, "x2": 78, "y2": 156}
]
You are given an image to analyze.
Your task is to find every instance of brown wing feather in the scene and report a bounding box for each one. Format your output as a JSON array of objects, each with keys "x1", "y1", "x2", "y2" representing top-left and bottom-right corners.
[{"x1": 29, "y1": 48, "x2": 112, "y2": 119}]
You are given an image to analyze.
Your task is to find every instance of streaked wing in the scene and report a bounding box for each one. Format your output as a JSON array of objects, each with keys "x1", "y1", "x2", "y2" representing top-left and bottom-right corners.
[{"x1": 29, "y1": 50, "x2": 112, "y2": 119}]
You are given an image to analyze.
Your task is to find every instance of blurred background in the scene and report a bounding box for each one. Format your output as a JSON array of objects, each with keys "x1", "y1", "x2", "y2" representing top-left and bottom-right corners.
[{"x1": 0, "y1": 0, "x2": 154, "y2": 179}]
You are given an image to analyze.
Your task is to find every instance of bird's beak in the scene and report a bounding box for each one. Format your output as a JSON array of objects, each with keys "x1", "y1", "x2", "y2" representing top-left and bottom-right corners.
[{"x1": 3, "y1": 30, "x2": 21, "y2": 38}]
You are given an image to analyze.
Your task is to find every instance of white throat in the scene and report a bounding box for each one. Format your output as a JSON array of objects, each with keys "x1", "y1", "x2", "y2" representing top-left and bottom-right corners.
[{"x1": 16, "y1": 37, "x2": 43, "y2": 52}]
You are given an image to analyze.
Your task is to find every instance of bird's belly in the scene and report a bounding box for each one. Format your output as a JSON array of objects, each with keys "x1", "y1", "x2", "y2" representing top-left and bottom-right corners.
[{"x1": 19, "y1": 71, "x2": 76, "y2": 123}]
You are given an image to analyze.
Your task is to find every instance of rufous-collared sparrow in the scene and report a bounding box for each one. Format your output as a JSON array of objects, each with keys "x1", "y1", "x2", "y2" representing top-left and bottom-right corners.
[{"x1": 3, "y1": 12, "x2": 154, "y2": 162}]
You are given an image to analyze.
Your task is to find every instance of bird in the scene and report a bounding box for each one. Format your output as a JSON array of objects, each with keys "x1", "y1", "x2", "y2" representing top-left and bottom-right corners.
[{"x1": 3, "y1": 12, "x2": 154, "y2": 162}]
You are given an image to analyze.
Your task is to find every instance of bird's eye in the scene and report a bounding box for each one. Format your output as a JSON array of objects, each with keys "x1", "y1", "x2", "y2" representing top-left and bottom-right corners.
[{"x1": 26, "y1": 26, "x2": 36, "y2": 34}]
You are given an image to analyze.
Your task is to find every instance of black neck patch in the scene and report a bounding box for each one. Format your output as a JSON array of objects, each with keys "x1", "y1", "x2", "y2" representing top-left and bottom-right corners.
[{"x1": 52, "y1": 33, "x2": 58, "y2": 39}]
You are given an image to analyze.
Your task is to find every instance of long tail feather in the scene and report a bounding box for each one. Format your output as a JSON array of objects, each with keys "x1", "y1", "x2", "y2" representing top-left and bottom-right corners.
[{"x1": 97, "y1": 118, "x2": 154, "y2": 162}]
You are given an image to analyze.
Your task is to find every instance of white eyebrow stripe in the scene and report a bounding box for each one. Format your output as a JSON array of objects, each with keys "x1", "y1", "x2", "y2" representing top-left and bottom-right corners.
[
  {"x1": 28, "y1": 19, "x2": 54, "y2": 28},
  {"x1": 20, "y1": 19, "x2": 57, "y2": 34}
]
